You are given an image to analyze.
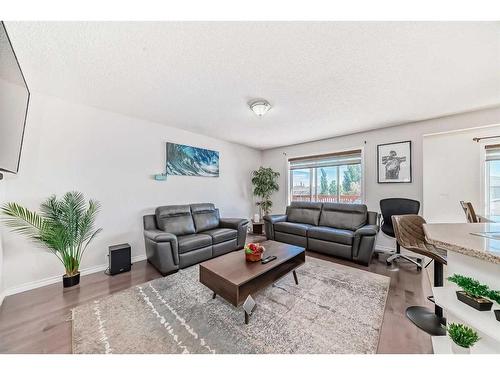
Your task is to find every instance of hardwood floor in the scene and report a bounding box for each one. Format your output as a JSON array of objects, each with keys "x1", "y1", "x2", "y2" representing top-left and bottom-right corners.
[
  {"x1": 0, "y1": 244, "x2": 433, "y2": 354},
  {"x1": 0, "y1": 261, "x2": 161, "y2": 354}
]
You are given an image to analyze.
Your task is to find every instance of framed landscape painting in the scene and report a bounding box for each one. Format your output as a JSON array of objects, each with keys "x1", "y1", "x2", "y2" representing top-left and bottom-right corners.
[
  {"x1": 377, "y1": 140, "x2": 412, "y2": 183},
  {"x1": 166, "y1": 142, "x2": 219, "y2": 177}
]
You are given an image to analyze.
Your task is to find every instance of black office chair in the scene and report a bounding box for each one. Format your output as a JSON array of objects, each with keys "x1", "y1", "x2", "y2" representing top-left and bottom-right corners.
[{"x1": 379, "y1": 198, "x2": 422, "y2": 270}]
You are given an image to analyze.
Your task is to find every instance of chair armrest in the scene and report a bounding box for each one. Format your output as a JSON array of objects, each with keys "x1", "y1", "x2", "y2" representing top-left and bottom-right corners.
[
  {"x1": 144, "y1": 230, "x2": 178, "y2": 244},
  {"x1": 355, "y1": 224, "x2": 379, "y2": 237},
  {"x1": 219, "y1": 218, "x2": 249, "y2": 229},
  {"x1": 263, "y1": 214, "x2": 287, "y2": 224}
]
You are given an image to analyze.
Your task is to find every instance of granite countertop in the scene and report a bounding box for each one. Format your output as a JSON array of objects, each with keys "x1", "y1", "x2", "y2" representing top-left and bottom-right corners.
[{"x1": 423, "y1": 223, "x2": 500, "y2": 264}]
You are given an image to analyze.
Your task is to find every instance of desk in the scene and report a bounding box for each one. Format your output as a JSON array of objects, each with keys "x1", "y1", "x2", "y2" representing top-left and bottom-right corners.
[{"x1": 423, "y1": 223, "x2": 500, "y2": 354}]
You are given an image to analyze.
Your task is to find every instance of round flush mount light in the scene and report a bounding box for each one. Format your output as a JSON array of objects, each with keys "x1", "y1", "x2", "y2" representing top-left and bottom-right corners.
[{"x1": 249, "y1": 99, "x2": 272, "y2": 117}]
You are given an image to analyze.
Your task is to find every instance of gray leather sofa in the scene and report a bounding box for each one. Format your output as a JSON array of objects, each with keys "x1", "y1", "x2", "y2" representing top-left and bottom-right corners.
[
  {"x1": 143, "y1": 203, "x2": 249, "y2": 275},
  {"x1": 264, "y1": 202, "x2": 378, "y2": 265}
]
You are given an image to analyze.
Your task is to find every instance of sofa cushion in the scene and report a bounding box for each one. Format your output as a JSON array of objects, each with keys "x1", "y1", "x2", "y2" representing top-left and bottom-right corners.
[
  {"x1": 319, "y1": 203, "x2": 367, "y2": 231},
  {"x1": 201, "y1": 228, "x2": 237, "y2": 244},
  {"x1": 156, "y1": 205, "x2": 196, "y2": 236},
  {"x1": 308, "y1": 226, "x2": 354, "y2": 245},
  {"x1": 308, "y1": 238, "x2": 352, "y2": 260},
  {"x1": 286, "y1": 202, "x2": 323, "y2": 226},
  {"x1": 212, "y1": 239, "x2": 238, "y2": 257},
  {"x1": 191, "y1": 203, "x2": 220, "y2": 232},
  {"x1": 274, "y1": 222, "x2": 312, "y2": 236},
  {"x1": 275, "y1": 231, "x2": 308, "y2": 248},
  {"x1": 178, "y1": 233, "x2": 212, "y2": 254},
  {"x1": 179, "y1": 246, "x2": 212, "y2": 268}
]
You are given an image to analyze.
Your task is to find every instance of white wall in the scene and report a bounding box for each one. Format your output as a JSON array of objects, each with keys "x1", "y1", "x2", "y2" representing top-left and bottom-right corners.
[
  {"x1": 261, "y1": 106, "x2": 500, "y2": 251},
  {"x1": 0, "y1": 181, "x2": 5, "y2": 305},
  {"x1": 423, "y1": 125, "x2": 500, "y2": 223},
  {"x1": 1, "y1": 93, "x2": 262, "y2": 293}
]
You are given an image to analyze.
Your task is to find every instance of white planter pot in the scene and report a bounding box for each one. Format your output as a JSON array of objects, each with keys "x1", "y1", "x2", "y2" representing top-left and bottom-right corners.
[
  {"x1": 451, "y1": 341, "x2": 471, "y2": 354},
  {"x1": 253, "y1": 214, "x2": 260, "y2": 223}
]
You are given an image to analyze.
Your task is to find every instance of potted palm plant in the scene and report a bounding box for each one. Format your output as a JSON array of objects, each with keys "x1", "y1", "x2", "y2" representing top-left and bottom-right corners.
[
  {"x1": 447, "y1": 323, "x2": 480, "y2": 354},
  {"x1": 251, "y1": 167, "x2": 280, "y2": 218},
  {"x1": 1, "y1": 191, "x2": 102, "y2": 287}
]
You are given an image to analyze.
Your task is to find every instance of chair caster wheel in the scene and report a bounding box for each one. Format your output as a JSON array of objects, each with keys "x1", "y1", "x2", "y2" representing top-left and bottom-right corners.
[
  {"x1": 417, "y1": 266, "x2": 422, "y2": 271},
  {"x1": 386, "y1": 260, "x2": 392, "y2": 266}
]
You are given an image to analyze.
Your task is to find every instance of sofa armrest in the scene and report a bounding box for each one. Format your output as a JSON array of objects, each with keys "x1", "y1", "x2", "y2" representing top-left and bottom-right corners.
[
  {"x1": 355, "y1": 224, "x2": 379, "y2": 237},
  {"x1": 263, "y1": 214, "x2": 287, "y2": 224},
  {"x1": 352, "y1": 224, "x2": 379, "y2": 266},
  {"x1": 263, "y1": 214, "x2": 287, "y2": 240},
  {"x1": 144, "y1": 229, "x2": 178, "y2": 244},
  {"x1": 220, "y1": 218, "x2": 249, "y2": 248},
  {"x1": 219, "y1": 217, "x2": 249, "y2": 229},
  {"x1": 143, "y1": 230, "x2": 179, "y2": 274}
]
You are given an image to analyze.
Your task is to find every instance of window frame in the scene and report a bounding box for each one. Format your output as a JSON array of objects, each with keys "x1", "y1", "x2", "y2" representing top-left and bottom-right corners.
[
  {"x1": 287, "y1": 147, "x2": 365, "y2": 205},
  {"x1": 481, "y1": 141, "x2": 500, "y2": 216}
]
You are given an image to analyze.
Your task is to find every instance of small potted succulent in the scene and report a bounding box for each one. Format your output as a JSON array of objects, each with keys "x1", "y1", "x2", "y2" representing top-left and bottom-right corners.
[
  {"x1": 447, "y1": 323, "x2": 480, "y2": 354},
  {"x1": 244, "y1": 243, "x2": 265, "y2": 262},
  {"x1": 447, "y1": 274, "x2": 500, "y2": 311}
]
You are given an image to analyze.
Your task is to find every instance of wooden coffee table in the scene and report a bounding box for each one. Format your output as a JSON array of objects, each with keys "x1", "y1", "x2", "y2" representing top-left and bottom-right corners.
[{"x1": 199, "y1": 240, "x2": 305, "y2": 324}]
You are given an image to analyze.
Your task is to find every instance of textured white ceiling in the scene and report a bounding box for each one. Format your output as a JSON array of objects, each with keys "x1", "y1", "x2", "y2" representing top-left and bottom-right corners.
[{"x1": 5, "y1": 21, "x2": 500, "y2": 150}]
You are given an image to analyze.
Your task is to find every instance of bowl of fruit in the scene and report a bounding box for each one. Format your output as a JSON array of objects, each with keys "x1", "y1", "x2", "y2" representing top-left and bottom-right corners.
[{"x1": 244, "y1": 243, "x2": 265, "y2": 262}]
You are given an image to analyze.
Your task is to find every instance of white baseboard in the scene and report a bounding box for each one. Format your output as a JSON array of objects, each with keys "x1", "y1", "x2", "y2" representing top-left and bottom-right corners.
[{"x1": 4, "y1": 254, "x2": 147, "y2": 298}]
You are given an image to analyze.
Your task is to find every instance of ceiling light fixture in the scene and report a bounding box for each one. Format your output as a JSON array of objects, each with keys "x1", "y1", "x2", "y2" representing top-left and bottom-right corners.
[{"x1": 249, "y1": 99, "x2": 271, "y2": 117}]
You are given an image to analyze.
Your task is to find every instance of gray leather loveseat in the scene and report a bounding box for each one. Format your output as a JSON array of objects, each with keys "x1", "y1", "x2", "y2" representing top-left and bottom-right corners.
[
  {"x1": 143, "y1": 203, "x2": 249, "y2": 275},
  {"x1": 264, "y1": 202, "x2": 378, "y2": 265}
]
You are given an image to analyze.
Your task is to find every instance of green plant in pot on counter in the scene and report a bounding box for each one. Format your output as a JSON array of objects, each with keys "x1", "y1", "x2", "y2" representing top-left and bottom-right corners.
[
  {"x1": 447, "y1": 323, "x2": 480, "y2": 354},
  {"x1": 251, "y1": 166, "x2": 280, "y2": 218},
  {"x1": 1, "y1": 191, "x2": 102, "y2": 288},
  {"x1": 447, "y1": 274, "x2": 500, "y2": 311}
]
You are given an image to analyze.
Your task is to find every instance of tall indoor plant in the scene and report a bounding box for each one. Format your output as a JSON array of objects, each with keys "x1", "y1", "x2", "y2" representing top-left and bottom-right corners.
[
  {"x1": 1, "y1": 191, "x2": 102, "y2": 287},
  {"x1": 251, "y1": 167, "x2": 280, "y2": 218}
]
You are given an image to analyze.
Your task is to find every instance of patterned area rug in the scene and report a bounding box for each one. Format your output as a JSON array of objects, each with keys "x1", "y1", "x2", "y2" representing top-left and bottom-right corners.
[{"x1": 72, "y1": 256, "x2": 390, "y2": 354}]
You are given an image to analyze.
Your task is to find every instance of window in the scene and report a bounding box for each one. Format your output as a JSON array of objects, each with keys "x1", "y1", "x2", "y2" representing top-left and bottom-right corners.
[
  {"x1": 289, "y1": 150, "x2": 363, "y2": 204},
  {"x1": 485, "y1": 145, "x2": 500, "y2": 216}
]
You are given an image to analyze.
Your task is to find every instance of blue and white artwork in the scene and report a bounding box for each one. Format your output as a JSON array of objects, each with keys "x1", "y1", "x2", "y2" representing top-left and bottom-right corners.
[{"x1": 166, "y1": 142, "x2": 219, "y2": 177}]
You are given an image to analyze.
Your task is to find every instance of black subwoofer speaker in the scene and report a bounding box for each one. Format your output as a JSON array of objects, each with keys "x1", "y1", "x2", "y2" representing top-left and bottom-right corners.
[{"x1": 108, "y1": 243, "x2": 131, "y2": 275}]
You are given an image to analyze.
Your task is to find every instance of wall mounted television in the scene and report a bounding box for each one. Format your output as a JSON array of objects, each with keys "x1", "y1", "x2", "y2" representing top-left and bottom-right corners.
[{"x1": 0, "y1": 21, "x2": 29, "y2": 176}]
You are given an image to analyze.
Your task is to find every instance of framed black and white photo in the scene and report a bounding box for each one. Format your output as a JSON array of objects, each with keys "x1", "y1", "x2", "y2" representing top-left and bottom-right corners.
[{"x1": 377, "y1": 141, "x2": 412, "y2": 183}]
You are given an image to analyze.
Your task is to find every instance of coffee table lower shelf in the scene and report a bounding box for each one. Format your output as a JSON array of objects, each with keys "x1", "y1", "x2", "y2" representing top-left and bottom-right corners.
[{"x1": 209, "y1": 269, "x2": 299, "y2": 324}]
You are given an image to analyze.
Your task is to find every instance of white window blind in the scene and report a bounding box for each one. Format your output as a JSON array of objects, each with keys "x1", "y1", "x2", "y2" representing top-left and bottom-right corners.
[
  {"x1": 485, "y1": 144, "x2": 500, "y2": 161},
  {"x1": 289, "y1": 150, "x2": 362, "y2": 170}
]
